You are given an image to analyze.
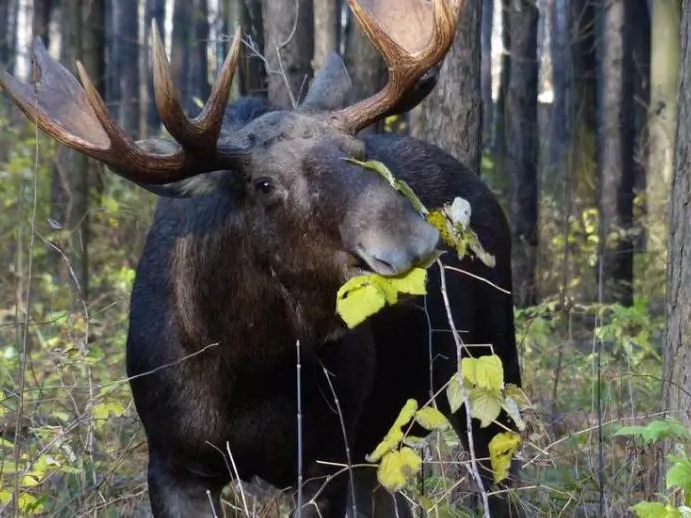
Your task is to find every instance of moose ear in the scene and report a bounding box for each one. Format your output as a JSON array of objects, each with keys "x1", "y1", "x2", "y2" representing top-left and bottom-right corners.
[
  {"x1": 300, "y1": 52, "x2": 352, "y2": 111},
  {"x1": 116, "y1": 138, "x2": 226, "y2": 198}
]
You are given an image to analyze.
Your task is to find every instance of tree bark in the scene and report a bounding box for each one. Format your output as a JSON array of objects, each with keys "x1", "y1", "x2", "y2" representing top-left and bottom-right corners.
[
  {"x1": 596, "y1": 0, "x2": 635, "y2": 306},
  {"x1": 190, "y1": 0, "x2": 211, "y2": 114},
  {"x1": 481, "y1": 0, "x2": 494, "y2": 144},
  {"x1": 493, "y1": 0, "x2": 510, "y2": 194},
  {"x1": 663, "y1": 0, "x2": 691, "y2": 468},
  {"x1": 50, "y1": 0, "x2": 101, "y2": 299},
  {"x1": 0, "y1": 0, "x2": 18, "y2": 75},
  {"x1": 506, "y1": 0, "x2": 539, "y2": 307},
  {"x1": 238, "y1": 0, "x2": 267, "y2": 96},
  {"x1": 144, "y1": 0, "x2": 166, "y2": 135},
  {"x1": 411, "y1": 0, "x2": 483, "y2": 174},
  {"x1": 648, "y1": 0, "x2": 681, "y2": 254},
  {"x1": 112, "y1": 0, "x2": 141, "y2": 139},
  {"x1": 313, "y1": 0, "x2": 339, "y2": 71},
  {"x1": 631, "y1": 0, "x2": 651, "y2": 252},
  {"x1": 32, "y1": 0, "x2": 53, "y2": 47},
  {"x1": 261, "y1": 0, "x2": 314, "y2": 108}
]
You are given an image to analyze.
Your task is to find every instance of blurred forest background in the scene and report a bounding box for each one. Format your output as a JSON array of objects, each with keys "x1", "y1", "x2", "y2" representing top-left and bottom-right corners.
[{"x1": 1, "y1": 0, "x2": 690, "y2": 516}]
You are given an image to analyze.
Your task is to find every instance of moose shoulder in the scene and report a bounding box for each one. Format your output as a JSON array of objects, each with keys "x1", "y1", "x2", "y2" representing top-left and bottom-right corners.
[{"x1": 0, "y1": 0, "x2": 523, "y2": 516}]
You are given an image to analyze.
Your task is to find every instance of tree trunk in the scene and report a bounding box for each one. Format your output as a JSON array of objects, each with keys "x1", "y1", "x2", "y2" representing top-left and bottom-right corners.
[
  {"x1": 506, "y1": 0, "x2": 539, "y2": 307},
  {"x1": 344, "y1": 9, "x2": 385, "y2": 134},
  {"x1": 32, "y1": 0, "x2": 53, "y2": 47},
  {"x1": 50, "y1": 0, "x2": 95, "y2": 299},
  {"x1": 481, "y1": 0, "x2": 494, "y2": 145},
  {"x1": 493, "y1": 0, "x2": 510, "y2": 194},
  {"x1": 631, "y1": 0, "x2": 651, "y2": 252},
  {"x1": 190, "y1": 0, "x2": 211, "y2": 114},
  {"x1": 171, "y1": 0, "x2": 193, "y2": 113},
  {"x1": 144, "y1": 0, "x2": 166, "y2": 135},
  {"x1": 596, "y1": 0, "x2": 635, "y2": 306},
  {"x1": 261, "y1": 0, "x2": 314, "y2": 108},
  {"x1": 112, "y1": 0, "x2": 141, "y2": 139},
  {"x1": 547, "y1": 0, "x2": 568, "y2": 179},
  {"x1": 0, "y1": 0, "x2": 18, "y2": 75},
  {"x1": 663, "y1": 0, "x2": 691, "y2": 472},
  {"x1": 313, "y1": 0, "x2": 339, "y2": 71},
  {"x1": 648, "y1": 0, "x2": 681, "y2": 254},
  {"x1": 238, "y1": 0, "x2": 266, "y2": 96},
  {"x1": 411, "y1": 0, "x2": 483, "y2": 173},
  {"x1": 563, "y1": 0, "x2": 598, "y2": 301}
]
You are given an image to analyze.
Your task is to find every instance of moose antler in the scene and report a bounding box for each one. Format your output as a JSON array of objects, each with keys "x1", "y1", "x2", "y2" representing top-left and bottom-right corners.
[
  {"x1": 0, "y1": 24, "x2": 247, "y2": 184},
  {"x1": 334, "y1": 0, "x2": 463, "y2": 133}
]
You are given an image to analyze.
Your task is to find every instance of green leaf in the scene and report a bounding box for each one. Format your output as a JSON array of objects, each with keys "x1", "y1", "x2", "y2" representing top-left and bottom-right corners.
[
  {"x1": 468, "y1": 387, "x2": 503, "y2": 428},
  {"x1": 336, "y1": 278, "x2": 387, "y2": 328},
  {"x1": 414, "y1": 407, "x2": 450, "y2": 431},
  {"x1": 631, "y1": 501, "x2": 682, "y2": 518},
  {"x1": 92, "y1": 400, "x2": 127, "y2": 420},
  {"x1": 667, "y1": 458, "x2": 691, "y2": 494},
  {"x1": 488, "y1": 431, "x2": 521, "y2": 483},
  {"x1": 615, "y1": 425, "x2": 652, "y2": 439},
  {"x1": 377, "y1": 446, "x2": 422, "y2": 493},
  {"x1": 615, "y1": 419, "x2": 691, "y2": 444},
  {"x1": 461, "y1": 355, "x2": 504, "y2": 392}
]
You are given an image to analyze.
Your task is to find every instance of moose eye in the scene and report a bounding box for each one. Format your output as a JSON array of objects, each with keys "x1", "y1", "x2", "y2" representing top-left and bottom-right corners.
[{"x1": 254, "y1": 178, "x2": 275, "y2": 195}]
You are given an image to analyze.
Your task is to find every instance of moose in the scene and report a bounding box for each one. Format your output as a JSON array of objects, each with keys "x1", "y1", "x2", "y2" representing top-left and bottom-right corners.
[{"x1": 0, "y1": 0, "x2": 523, "y2": 516}]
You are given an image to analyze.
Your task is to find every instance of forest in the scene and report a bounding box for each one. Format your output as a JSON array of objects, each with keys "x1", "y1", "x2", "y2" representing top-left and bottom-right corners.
[{"x1": 0, "y1": 0, "x2": 689, "y2": 516}]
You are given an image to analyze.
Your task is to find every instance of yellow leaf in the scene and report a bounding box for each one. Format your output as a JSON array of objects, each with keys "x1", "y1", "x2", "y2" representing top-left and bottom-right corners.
[
  {"x1": 17, "y1": 492, "x2": 42, "y2": 513},
  {"x1": 468, "y1": 387, "x2": 503, "y2": 428},
  {"x1": 445, "y1": 373, "x2": 465, "y2": 413},
  {"x1": 387, "y1": 267, "x2": 428, "y2": 296},
  {"x1": 392, "y1": 399, "x2": 419, "y2": 430},
  {"x1": 414, "y1": 407, "x2": 450, "y2": 431},
  {"x1": 505, "y1": 384, "x2": 531, "y2": 410},
  {"x1": 0, "y1": 489, "x2": 12, "y2": 504},
  {"x1": 488, "y1": 432, "x2": 521, "y2": 483},
  {"x1": 366, "y1": 428, "x2": 404, "y2": 464},
  {"x1": 377, "y1": 447, "x2": 422, "y2": 493},
  {"x1": 370, "y1": 275, "x2": 400, "y2": 305},
  {"x1": 336, "y1": 278, "x2": 387, "y2": 328},
  {"x1": 20, "y1": 475, "x2": 40, "y2": 488},
  {"x1": 367, "y1": 399, "x2": 418, "y2": 463},
  {"x1": 502, "y1": 397, "x2": 526, "y2": 431},
  {"x1": 426, "y1": 210, "x2": 455, "y2": 247},
  {"x1": 461, "y1": 355, "x2": 504, "y2": 392}
]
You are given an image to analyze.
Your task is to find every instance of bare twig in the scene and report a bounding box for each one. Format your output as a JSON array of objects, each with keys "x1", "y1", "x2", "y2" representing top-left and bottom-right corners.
[
  {"x1": 321, "y1": 364, "x2": 358, "y2": 518},
  {"x1": 436, "y1": 259, "x2": 491, "y2": 518}
]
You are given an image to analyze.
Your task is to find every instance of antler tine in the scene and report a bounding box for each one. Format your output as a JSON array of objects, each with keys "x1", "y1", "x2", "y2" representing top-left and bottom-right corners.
[
  {"x1": 334, "y1": 0, "x2": 463, "y2": 133},
  {"x1": 151, "y1": 23, "x2": 242, "y2": 148},
  {"x1": 0, "y1": 34, "x2": 249, "y2": 185}
]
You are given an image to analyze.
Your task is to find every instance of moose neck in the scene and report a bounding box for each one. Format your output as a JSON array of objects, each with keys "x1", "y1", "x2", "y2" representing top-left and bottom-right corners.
[{"x1": 167, "y1": 204, "x2": 344, "y2": 370}]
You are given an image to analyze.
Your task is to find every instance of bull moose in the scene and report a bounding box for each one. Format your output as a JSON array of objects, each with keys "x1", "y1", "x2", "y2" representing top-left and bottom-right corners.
[{"x1": 0, "y1": 0, "x2": 523, "y2": 516}]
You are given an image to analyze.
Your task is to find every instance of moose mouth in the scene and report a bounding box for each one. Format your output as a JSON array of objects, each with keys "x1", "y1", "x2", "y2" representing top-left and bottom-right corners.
[{"x1": 345, "y1": 246, "x2": 421, "y2": 279}]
